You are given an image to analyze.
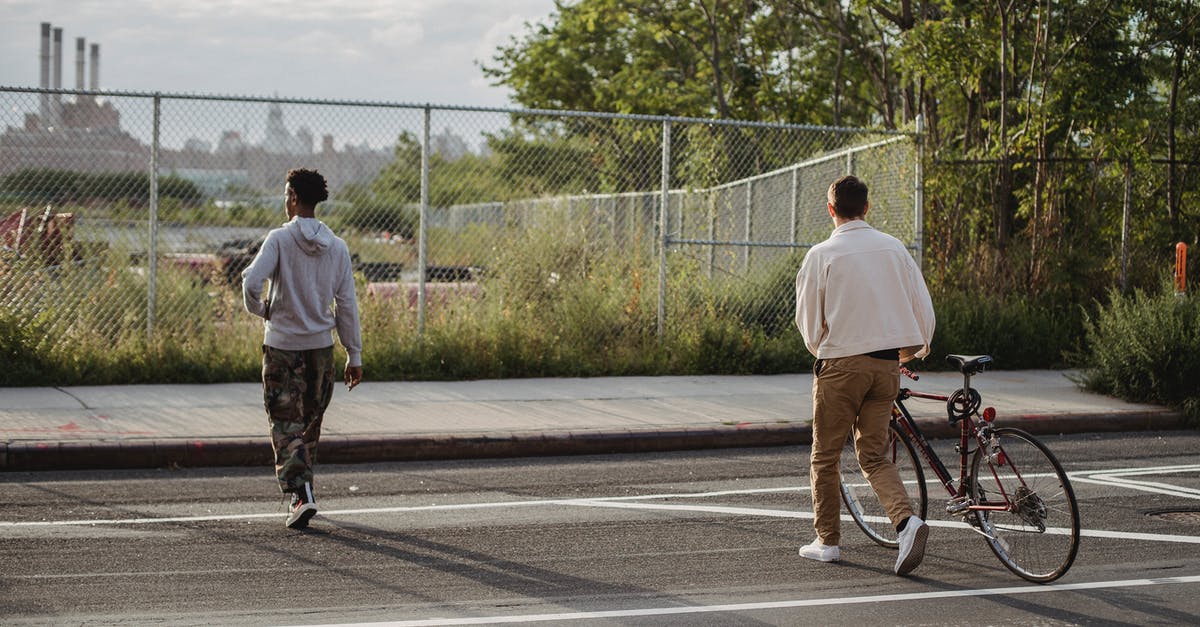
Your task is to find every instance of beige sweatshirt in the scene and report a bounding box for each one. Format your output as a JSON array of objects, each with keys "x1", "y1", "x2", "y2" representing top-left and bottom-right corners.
[{"x1": 795, "y1": 220, "x2": 934, "y2": 362}]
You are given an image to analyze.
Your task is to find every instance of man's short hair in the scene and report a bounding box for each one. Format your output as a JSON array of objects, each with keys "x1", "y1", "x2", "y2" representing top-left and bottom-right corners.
[
  {"x1": 286, "y1": 168, "x2": 329, "y2": 206},
  {"x1": 827, "y1": 175, "x2": 869, "y2": 219}
]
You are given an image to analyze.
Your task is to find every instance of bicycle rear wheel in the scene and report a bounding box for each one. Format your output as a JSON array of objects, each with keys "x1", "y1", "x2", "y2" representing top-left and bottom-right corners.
[
  {"x1": 840, "y1": 421, "x2": 927, "y2": 548},
  {"x1": 969, "y1": 427, "x2": 1080, "y2": 583}
]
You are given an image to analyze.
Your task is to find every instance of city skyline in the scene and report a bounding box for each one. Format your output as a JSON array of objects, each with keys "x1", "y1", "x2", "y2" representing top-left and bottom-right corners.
[{"x1": 0, "y1": 1, "x2": 558, "y2": 108}]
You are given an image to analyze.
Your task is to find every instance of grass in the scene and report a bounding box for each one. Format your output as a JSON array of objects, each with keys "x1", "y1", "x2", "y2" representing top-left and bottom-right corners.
[{"x1": 3, "y1": 215, "x2": 1181, "y2": 398}]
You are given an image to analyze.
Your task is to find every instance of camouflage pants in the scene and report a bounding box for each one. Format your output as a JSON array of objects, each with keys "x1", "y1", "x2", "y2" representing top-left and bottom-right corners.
[{"x1": 262, "y1": 345, "x2": 335, "y2": 494}]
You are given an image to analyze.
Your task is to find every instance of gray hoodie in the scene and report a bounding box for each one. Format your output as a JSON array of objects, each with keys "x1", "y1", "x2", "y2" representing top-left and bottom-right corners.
[{"x1": 242, "y1": 217, "x2": 362, "y2": 367}]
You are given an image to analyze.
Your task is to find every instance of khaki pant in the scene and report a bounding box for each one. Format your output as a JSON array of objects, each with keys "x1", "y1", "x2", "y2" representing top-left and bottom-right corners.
[{"x1": 810, "y1": 354, "x2": 914, "y2": 546}]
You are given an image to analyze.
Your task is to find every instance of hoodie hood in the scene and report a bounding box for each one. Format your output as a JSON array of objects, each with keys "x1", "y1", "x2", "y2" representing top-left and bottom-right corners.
[{"x1": 286, "y1": 217, "x2": 334, "y2": 256}]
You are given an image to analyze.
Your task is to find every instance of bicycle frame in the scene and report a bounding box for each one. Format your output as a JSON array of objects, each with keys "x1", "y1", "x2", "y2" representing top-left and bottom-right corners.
[
  {"x1": 842, "y1": 357, "x2": 1081, "y2": 582},
  {"x1": 891, "y1": 390, "x2": 1016, "y2": 515}
]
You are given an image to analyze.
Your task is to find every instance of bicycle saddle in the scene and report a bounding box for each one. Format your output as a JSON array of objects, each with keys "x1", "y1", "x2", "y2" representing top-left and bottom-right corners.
[{"x1": 946, "y1": 354, "x2": 993, "y2": 375}]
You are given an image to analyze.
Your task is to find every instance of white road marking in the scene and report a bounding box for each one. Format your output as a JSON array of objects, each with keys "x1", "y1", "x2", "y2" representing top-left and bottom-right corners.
[
  {"x1": 0, "y1": 487, "x2": 806, "y2": 527},
  {"x1": 3, "y1": 463, "x2": 1197, "y2": 536},
  {"x1": 572, "y1": 500, "x2": 1200, "y2": 544},
  {"x1": 291, "y1": 575, "x2": 1200, "y2": 626},
  {"x1": 3, "y1": 483, "x2": 1198, "y2": 545},
  {"x1": 1077, "y1": 463, "x2": 1200, "y2": 477},
  {"x1": 1070, "y1": 463, "x2": 1200, "y2": 500}
]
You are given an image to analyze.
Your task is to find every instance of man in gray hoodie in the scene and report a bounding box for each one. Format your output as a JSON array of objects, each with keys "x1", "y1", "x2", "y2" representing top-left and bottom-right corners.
[{"x1": 243, "y1": 168, "x2": 363, "y2": 529}]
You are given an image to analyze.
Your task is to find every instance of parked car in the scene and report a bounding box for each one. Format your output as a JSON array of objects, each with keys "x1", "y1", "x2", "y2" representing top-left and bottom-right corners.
[
  {"x1": 216, "y1": 234, "x2": 368, "y2": 286},
  {"x1": 215, "y1": 235, "x2": 265, "y2": 285}
]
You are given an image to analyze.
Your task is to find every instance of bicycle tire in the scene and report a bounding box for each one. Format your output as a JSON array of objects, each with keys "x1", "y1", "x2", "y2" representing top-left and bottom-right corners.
[
  {"x1": 840, "y1": 420, "x2": 928, "y2": 548},
  {"x1": 969, "y1": 427, "x2": 1080, "y2": 583}
]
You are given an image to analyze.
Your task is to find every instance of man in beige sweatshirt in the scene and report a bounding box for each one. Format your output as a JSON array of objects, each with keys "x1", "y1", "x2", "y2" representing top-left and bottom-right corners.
[{"x1": 795, "y1": 175, "x2": 935, "y2": 574}]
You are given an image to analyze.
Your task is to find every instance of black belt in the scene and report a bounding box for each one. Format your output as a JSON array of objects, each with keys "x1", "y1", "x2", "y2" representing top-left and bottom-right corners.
[{"x1": 865, "y1": 348, "x2": 900, "y2": 361}]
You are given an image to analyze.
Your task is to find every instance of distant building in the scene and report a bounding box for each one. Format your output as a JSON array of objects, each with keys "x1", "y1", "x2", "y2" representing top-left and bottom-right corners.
[
  {"x1": 2, "y1": 95, "x2": 147, "y2": 175},
  {"x1": 183, "y1": 138, "x2": 213, "y2": 153},
  {"x1": 170, "y1": 168, "x2": 250, "y2": 197},
  {"x1": 432, "y1": 127, "x2": 470, "y2": 161},
  {"x1": 262, "y1": 102, "x2": 313, "y2": 155},
  {"x1": 0, "y1": 22, "x2": 147, "y2": 176},
  {"x1": 215, "y1": 131, "x2": 247, "y2": 155},
  {"x1": 1, "y1": 24, "x2": 395, "y2": 200}
]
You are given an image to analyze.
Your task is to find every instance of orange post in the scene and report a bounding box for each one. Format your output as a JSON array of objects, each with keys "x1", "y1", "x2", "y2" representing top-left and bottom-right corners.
[{"x1": 1177, "y1": 242, "x2": 1188, "y2": 296}]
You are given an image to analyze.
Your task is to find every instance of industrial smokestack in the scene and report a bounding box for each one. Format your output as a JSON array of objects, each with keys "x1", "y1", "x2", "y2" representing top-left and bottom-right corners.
[
  {"x1": 90, "y1": 43, "x2": 99, "y2": 91},
  {"x1": 52, "y1": 28, "x2": 63, "y2": 90},
  {"x1": 39, "y1": 23, "x2": 50, "y2": 124},
  {"x1": 75, "y1": 37, "x2": 86, "y2": 90},
  {"x1": 52, "y1": 27, "x2": 63, "y2": 127}
]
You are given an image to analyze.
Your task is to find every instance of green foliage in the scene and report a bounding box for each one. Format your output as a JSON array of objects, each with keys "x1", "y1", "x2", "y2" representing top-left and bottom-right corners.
[
  {"x1": 481, "y1": 0, "x2": 880, "y2": 125},
  {"x1": 12, "y1": 1, "x2": 1200, "y2": 390},
  {"x1": 1079, "y1": 283, "x2": 1200, "y2": 423},
  {"x1": 930, "y1": 291, "x2": 1083, "y2": 370},
  {"x1": 2, "y1": 210, "x2": 812, "y2": 385},
  {"x1": 487, "y1": 1, "x2": 1200, "y2": 302},
  {"x1": 371, "y1": 131, "x2": 515, "y2": 209},
  {"x1": 4, "y1": 225, "x2": 1114, "y2": 386},
  {"x1": 487, "y1": 126, "x2": 608, "y2": 195},
  {"x1": 0, "y1": 309, "x2": 54, "y2": 386},
  {"x1": 0, "y1": 168, "x2": 203, "y2": 205}
]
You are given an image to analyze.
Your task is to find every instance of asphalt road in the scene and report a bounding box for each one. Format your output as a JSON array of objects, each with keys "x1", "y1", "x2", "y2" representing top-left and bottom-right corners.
[{"x1": 2, "y1": 431, "x2": 1199, "y2": 626}]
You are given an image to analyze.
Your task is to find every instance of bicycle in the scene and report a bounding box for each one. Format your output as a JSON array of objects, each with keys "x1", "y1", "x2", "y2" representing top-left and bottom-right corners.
[{"x1": 838, "y1": 354, "x2": 1081, "y2": 583}]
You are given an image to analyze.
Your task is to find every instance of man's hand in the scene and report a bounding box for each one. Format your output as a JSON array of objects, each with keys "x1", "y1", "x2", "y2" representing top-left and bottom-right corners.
[{"x1": 344, "y1": 365, "x2": 363, "y2": 391}]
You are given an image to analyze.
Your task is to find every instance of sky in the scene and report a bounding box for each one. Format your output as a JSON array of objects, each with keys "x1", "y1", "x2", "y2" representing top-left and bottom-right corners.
[{"x1": 0, "y1": 0, "x2": 559, "y2": 106}]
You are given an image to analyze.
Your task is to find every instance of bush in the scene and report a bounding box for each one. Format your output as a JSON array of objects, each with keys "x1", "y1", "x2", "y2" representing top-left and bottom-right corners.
[
  {"x1": 1078, "y1": 283, "x2": 1200, "y2": 423},
  {"x1": 4, "y1": 212, "x2": 1112, "y2": 386},
  {"x1": 929, "y1": 291, "x2": 1083, "y2": 370},
  {"x1": 0, "y1": 168, "x2": 203, "y2": 206},
  {"x1": 0, "y1": 310, "x2": 56, "y2": 386}
]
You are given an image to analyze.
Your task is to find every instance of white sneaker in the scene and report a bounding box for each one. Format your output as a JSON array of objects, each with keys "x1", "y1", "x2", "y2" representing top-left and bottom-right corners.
[
  {"x1": 894, "y1": 516, "x2": 928, "y2": 575},
  {"x1": 798, "y1": 539, "x2": 840, "y2": 562}
]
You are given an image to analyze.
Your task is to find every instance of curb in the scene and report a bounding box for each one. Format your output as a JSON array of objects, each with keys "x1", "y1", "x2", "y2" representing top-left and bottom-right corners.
[{"x1": 0, "y1": 410, "x2": 1185, "y2": 472}]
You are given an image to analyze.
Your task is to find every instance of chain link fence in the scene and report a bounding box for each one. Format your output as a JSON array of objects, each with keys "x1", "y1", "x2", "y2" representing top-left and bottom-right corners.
[{"x1": 1, "y1": 87, "x2": 918, "y2": 383}]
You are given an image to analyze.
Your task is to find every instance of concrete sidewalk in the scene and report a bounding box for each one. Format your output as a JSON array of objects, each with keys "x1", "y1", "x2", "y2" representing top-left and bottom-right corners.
[{"x1": 0, "y1": 371, "x2": 1184, "y2": 471}]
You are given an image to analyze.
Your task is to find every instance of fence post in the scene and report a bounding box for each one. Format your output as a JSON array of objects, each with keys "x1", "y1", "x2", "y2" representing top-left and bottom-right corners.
[
  {"x1": 914, "y1": 114, "x2": 925, "y2": 269},
  {"x1": 790, "y1": 168, "x2": 799, "y2": 245},
  {"x1": 418, "y1": 106, "x2": 430, "y2": 334},
  {"x1": 657, "y1": 120, "x2": 670, "y2": 339},
  {"x1": 1121, "y1": 158, "x2": 1132, "y2": 293},
  {"x1": 707, "y1": 192, "x2": 716, "y2": 279},
  {"x1": 744, "y1": 180, "x2": 753, "y2": 271},
  {"x1": 148, "y1": 93, "x2": 160, "y2": 340}
]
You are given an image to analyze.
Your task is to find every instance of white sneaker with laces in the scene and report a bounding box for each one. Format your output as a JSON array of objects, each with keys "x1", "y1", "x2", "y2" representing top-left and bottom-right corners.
[
  {"x1": 798, "y1": 539, "x2": 840, "y2": 562},
  {"x1": 894, "y1": 515, "x2": 929, "y2": 575}
]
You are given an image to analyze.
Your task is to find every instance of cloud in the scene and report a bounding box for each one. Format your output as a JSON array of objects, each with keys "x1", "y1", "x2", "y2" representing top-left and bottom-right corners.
[
  {"x1": 1, "y1": 0, "x2": 558, "y2": 106},
  {"x1": 370, "y1": 21, "x2": 425, "y2": 50},
  {"x1": 474, "y1": 13, "x2": 533, "y2": 65}
]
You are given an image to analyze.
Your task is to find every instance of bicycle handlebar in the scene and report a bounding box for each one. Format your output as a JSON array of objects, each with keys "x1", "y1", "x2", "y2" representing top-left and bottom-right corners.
[{"x1": 900, "y1": 365, "x2": 919, "y2": 381}]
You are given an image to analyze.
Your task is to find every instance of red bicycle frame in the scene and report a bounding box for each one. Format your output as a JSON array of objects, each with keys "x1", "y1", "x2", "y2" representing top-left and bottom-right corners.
[{"x1": 890, "y1": 389, "x2": 1019, "y2": 515}]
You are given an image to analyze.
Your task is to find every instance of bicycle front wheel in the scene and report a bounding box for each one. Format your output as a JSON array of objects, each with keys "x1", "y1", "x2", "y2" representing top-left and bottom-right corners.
[
  {"x1": 969, "y1": 427, "x2": 1080, "y2": 583},
  {"x1": 840, "y1": 421, "x2": 927, "y2": 548}
]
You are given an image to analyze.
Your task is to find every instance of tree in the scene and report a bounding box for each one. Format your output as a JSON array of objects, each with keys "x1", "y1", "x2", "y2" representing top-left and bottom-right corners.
[{"x1": 480, "y1": 0, "x2": 1200, "y2": 297}]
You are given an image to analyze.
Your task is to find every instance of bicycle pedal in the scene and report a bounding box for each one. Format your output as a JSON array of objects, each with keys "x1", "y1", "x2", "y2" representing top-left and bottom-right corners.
[{"x1": 945, "y1": 497, "x2": 972, "y2": 515}]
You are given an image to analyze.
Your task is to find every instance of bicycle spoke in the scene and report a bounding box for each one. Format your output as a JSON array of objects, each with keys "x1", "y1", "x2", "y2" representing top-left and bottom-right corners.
[{"x1": 971, "y1": 428, "x2": 1080, "y2": 583}]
